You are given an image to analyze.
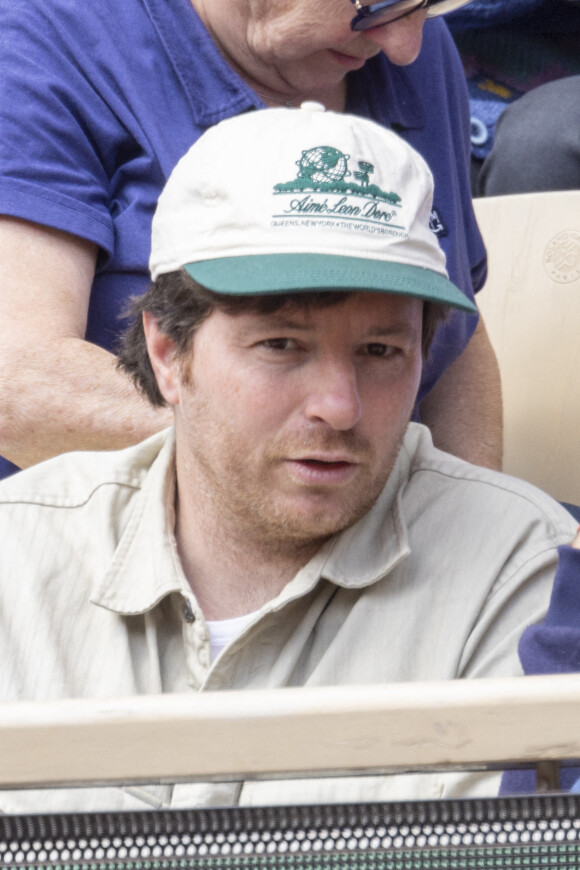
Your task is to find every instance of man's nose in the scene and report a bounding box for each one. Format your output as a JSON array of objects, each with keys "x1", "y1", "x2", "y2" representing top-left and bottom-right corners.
[
  {"x1": 362, "y1": 7, "x2": 427, "y2": 66},
  {"x1": 303, "y1": 360, "x2": 362, "y2": 431}
]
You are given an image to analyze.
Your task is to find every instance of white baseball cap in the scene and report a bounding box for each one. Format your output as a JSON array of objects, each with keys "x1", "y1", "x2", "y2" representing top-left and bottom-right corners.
[{"x1": 150, "y1": 102, "x2": 476, "y2": 314}]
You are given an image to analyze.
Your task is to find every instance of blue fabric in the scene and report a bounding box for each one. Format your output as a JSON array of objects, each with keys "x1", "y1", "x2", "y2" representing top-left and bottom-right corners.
[
  {"x1": 501, "y1": 545, "x2": 580, "y2": 795},
  {"x1": 447, "y1": 0, "x2": 547, "y2": 30},
  {"x1": 448, "y1": 0, "x2": 580, "y2": 33},
  {"x1": 518, "y1": 546, "x2": 580, "y2": 674},
  {"x1": 447, "y1": 1, "x2": 580, "y2": 164},
  {"x1": 0, "y1": 459, "x2": 18, "y2": 480},
  {"x1": 0, "y1": 0, "x2": 484, "y2": 477},
  {"x1": 563, "y1": 503, "x2": 580, "y2": 523},
  {"x1": 501, "y1": 766, "x2": 580, "y2": 796}
]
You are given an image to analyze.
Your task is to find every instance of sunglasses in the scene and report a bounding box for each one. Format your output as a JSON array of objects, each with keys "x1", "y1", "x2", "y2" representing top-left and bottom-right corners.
[{"x1": 350, "y1": 0, "x2": 473, "y2": 31}]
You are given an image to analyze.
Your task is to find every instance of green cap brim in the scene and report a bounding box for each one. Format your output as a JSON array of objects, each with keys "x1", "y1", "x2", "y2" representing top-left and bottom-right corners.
[{"x1": 184, "y1": 254, "x2": 477, "y2": 314}]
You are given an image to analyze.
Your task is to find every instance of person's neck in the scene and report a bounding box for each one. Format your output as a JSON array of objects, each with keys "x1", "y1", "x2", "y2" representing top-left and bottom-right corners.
[
  {"x1": 251, "y1": 79, "x2": 348, "y2": 113},
  {"x1": 189, "y1": 0, "x2": 347, "y2": 113},
  {"x1": 174, "y1": 479, "x2": 323, "y2": 622}
]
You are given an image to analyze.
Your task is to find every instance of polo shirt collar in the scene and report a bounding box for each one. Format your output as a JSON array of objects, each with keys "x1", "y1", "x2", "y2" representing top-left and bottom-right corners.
[
  {"x1": 142, "y1": 0, "x2": 261, "y2": 127},
  {"x1": 280, "y1": 444, "x2": 410, "y2": 608},
  {"x1": 92, "y1": 428, "x2": 412, "y2": 616},
  {"x1": 91, "y1": 429, "x2": 410, "y2": 615},
  {"x1": 91, "y1": 428, "x2": 190, "y2": 615},
  {"x1": 321, "y1": 450, "x2": 411, "y2": 588},
  {"x1": 143, "y1": 0, "x2": 424, "y2": 131}
]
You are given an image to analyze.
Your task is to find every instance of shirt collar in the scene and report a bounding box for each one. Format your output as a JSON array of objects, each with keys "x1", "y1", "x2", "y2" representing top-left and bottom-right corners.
[
  {"x1": 278, "y1": 441, "x2": 411, "y2": 609},
  {"x1": 143, "y1": 0, "x2": 424, "y2": 130},
  {"x1": 91, "y1": 428, "x2": 190, "y2": 615},
  {"x1": 92, "y1": 427, "x2": 412, "y2": 617},
  {"x1": 321, "y1": 447, "x2": 411, "y2": 588},
  {"x1": 142, "y1": 0, "x2": 261, "y2": 126}
]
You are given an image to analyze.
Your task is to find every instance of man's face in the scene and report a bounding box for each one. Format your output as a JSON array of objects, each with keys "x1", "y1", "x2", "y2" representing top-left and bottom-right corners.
[
  {"x1": 169, "y1": 292, "x2": 423, "y2": 552},
  {"x1": 192, "y1": 0, "x2": 427, "y2": 99}
]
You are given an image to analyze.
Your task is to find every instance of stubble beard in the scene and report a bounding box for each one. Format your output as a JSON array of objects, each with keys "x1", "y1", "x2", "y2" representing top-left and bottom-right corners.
[{"x1": 184, "y1": 423, "x2": 407, "y2": 563}]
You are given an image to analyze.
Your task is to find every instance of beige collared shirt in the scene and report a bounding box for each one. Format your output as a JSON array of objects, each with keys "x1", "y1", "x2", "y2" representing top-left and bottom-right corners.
[{"x1": 0, "y1": 424, "x2": 575, "y2": 812}]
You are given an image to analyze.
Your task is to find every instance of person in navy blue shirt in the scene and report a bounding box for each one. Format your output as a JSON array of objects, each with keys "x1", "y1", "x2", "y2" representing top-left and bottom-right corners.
[
  {"x1": 0, "y1": 0, "x2": 500, "y2": 478},
  {"x1": 501, "y1": 527, "x2": 580, "y2": 794}
]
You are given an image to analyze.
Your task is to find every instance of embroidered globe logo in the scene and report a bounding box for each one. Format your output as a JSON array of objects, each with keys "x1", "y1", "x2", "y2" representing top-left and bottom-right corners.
[{"x1": 298, "y1": 146, "x2": 349, "y2": 185}]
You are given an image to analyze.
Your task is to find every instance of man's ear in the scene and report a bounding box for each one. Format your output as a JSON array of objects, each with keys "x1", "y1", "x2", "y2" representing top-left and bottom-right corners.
[{"x1": 142, "y1": 312, "x2": 181, "y2": 406}]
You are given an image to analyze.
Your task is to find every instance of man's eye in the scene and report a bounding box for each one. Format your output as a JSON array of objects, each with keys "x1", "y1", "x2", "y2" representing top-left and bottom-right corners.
[
  {"x1": 260, "y1": 338, "x2": 296, "y2": 351},
  {"x1": 365, "y1": 343, "x2": 396, "y2": 357}
]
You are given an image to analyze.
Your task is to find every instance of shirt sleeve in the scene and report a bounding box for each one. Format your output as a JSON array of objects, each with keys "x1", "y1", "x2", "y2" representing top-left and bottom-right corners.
[
  {"x1": 0, "y1": 0, "x2": 116, "y2": 254},
  {"x1": 518, "y1": 545, "x2": 580, "y2": 674},
  {"x1": 500, "y1": 545, "x2": 580, "y2": 795}
]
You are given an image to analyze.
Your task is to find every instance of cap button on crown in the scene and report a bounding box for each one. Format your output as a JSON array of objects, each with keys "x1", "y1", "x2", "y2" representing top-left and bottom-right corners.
[{"x1": 300, "y1": 101, "x2": 326, "y2": 113}]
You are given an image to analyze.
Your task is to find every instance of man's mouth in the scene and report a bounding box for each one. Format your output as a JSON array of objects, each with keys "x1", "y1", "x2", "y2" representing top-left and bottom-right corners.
[
  {"x1": 285, "y1": 456, "x2": 359, "y2": 485},
  {"x1": 301, "y1": 458, "x2": 353, "y2": 468}
]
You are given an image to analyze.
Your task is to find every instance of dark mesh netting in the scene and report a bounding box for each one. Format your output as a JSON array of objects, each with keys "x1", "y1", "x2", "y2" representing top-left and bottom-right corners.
[{"x1": 1, "y1": 794, "x2": 580, "y2": 869}]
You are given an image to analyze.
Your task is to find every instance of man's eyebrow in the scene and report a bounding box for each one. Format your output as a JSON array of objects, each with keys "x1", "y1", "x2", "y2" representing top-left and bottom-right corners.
[
  {"x1": 365, "y1": 322, "x2": 421, "y2": 340},
  {"x1": 237, "y1": 314, "x2": 314, "y2": 332},
  {"x1": 236, "y1": 315, "x2": 420, "y2": 339}
]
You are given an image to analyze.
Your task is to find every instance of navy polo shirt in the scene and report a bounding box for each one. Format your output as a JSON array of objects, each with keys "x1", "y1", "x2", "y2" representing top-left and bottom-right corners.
[{"x1": 0, "y1": 0, "x2": 485, "y2": 476}]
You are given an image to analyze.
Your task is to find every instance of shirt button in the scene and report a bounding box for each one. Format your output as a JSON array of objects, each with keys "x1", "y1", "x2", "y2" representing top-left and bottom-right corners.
[{"x1": 182, "y1": 600, "x2": 196, "y2": 624}]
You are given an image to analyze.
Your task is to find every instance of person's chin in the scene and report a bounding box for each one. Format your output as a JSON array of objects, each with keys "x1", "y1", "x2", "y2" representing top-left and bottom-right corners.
[
  {"x1": 326, "y1": 48, "x2": 368, "y2": 71},
  {"x1": 276, "y1": 487, "x2": 376, "y2": 541},
  {"x1": 275, "y1": 55, "x2": 354, "y2": 96}
]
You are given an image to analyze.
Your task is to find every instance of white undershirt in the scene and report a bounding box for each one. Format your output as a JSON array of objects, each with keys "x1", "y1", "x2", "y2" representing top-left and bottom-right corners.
[{"x1": 206, "y1": 609, "x2": 261, "y2": 662}]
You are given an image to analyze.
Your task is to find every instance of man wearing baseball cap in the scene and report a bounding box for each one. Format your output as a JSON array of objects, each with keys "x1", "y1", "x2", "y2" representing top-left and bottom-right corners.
[{"x1": 0, "y1": 104, "x2": 575, "y2": 812}]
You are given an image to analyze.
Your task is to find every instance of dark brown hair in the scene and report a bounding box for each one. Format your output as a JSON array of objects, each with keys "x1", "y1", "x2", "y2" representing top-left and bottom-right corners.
[{"x1": 117, "y1": 270, "x2": 448, "y2": 407}]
